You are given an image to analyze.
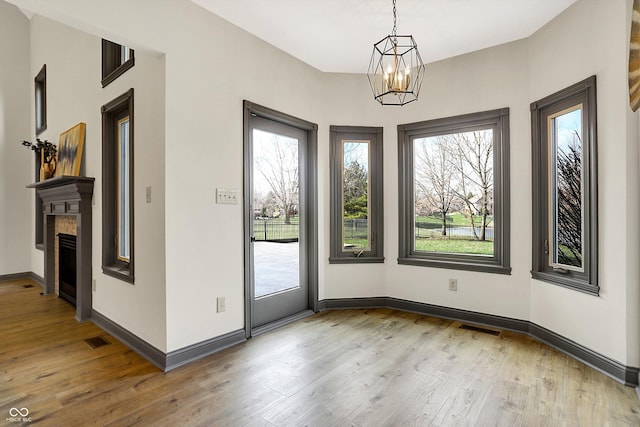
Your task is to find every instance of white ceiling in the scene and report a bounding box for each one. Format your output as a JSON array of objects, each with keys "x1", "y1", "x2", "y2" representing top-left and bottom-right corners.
[{"x1": 191, "y1": 0, "x2": 576, "y2": 74}]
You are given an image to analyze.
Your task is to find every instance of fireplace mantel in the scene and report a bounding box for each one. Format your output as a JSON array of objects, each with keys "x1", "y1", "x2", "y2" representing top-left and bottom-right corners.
[{"x1": 27, "y1": 176, "x2": 95, "y2": 321}]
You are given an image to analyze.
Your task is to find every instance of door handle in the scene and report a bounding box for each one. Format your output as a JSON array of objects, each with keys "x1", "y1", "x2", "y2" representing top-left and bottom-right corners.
[{"x1": 250, "y1": 236, "x2": 256, "y2": 242}]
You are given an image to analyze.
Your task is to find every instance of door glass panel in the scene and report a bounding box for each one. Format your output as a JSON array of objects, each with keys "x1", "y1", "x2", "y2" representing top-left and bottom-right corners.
[
  {"x1": 342, "y1": 141, "x2": 370, "y2": 251},
  {"x1": 549, "y1": 105, "x2": 583, "y2": 270},
  {"x1": 252, "y1": 128, "x2": 300, "y2": 298}
]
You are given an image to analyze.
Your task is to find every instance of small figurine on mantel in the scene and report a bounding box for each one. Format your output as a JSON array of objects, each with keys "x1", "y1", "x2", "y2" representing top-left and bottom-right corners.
[{"x1": 22, "y1": 138, "x2": 57, "y2": 180}]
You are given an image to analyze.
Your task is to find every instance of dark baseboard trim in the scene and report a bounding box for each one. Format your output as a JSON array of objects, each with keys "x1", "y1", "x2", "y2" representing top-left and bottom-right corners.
[
  {"x1": 91, "y1": 309, "x2": 167, "y2": 371},
  {"x1": 92, "y1": 310, "x2": 247, "y2": 372},
  {"x1": 30, "y1": 272, "x2": 45, "y2": 288},
  {"x1": 386, "y1": 297, "x2": 530, "y2": 334},
  {"x1": 320, "y1": 297, "x2": 639, "y2": 387},
  {"x1": 0, "y1": 271, "x2": 44, "y2": 289},
  {"x1": 165, "y1": 329, "x2": 246, "y2": 372},
  {"x1": 530, "y1": 323, "x2": 640, "y2": 387}
]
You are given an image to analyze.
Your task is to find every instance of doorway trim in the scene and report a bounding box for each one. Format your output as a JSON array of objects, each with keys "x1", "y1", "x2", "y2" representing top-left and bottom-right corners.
[{"x1": 243, "y1": 100, "x2": 318, "y2": 339}]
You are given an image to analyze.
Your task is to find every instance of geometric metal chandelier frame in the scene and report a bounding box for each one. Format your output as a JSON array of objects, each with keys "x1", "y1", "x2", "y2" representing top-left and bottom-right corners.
[{"x1": 367, "y1": 0, "x2": 426, "y2": 106}]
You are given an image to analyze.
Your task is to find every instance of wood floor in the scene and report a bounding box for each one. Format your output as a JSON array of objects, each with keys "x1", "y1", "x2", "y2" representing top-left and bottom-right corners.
[{"x1": 2, "y1": 278, "x2": 640, "y2": 426}]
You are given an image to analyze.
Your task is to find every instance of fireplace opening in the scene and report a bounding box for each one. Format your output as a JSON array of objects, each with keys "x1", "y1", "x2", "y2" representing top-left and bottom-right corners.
[{"x1": 58, "y1": 233, "x2": 77, "y2": 306}]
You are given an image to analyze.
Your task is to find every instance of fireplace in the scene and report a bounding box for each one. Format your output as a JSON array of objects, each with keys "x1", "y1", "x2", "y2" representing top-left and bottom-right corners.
[
  {"x1": 27, "y1": 176, "x2": 94, "y2": 321},
  {"x1": 58, "y1": 233, "x2": 77, "y2": 305}
]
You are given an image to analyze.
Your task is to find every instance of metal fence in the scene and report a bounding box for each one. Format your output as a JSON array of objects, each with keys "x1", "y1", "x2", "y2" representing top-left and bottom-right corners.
[
  {"x1": 253, "y1": 220, "x2": 299, "y2": 242},
  {"x1": 343, "y1": 218, "x2": 369, "y2": 241},
  {"x1": 415, "y1": 221, "x2": 494, "y2": 240}
]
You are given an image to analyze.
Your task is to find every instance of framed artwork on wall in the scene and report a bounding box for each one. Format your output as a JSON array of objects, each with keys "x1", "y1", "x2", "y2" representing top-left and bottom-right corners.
[{"x1": 56, "y1": 122, "x2": 86, "y2": 176}]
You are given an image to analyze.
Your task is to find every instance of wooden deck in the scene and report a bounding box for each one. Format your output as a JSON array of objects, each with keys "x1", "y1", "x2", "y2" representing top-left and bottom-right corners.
[{"x1": 2, "y1": 278, "x2": 639, "y2": 426}]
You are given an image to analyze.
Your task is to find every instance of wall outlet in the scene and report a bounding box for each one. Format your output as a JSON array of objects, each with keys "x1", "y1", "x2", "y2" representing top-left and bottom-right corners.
[
  {"x1": 146, "y1": 186, "x2": 152, "y2": 203},
  {"x1": 448, "y1": 278, "x2": 458, "y2": 291},
  {"x1": 92, "y1": 279, "x2": 97, "y2": 291},
  {"x1": 216, "y1": 188, "x2": 239, "y2": 205},
  {"x1": 216, "y1": 297, "x2": 226, "y2": 313}
]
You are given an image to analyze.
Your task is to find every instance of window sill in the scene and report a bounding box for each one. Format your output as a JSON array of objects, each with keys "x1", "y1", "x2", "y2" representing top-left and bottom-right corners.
[
  {"x1": 101, "y1": 58, "x2": 135, "y2": 88},
  {"x1": 398, "y1": 257, "x2": 511, "y2": 275},
  {"x1": 102, "y1": 264, "x2": 134, "y2": 284},
  {"x1": 329, "y1": 256, "x2": 385, "y2": 264},
  {"x1": 531, "y1": 271, "x2": 598, "y2": 296}
]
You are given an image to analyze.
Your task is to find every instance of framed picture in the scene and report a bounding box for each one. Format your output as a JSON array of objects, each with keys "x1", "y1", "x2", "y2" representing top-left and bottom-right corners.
[{"x1": 56, "y1": 122, "x2": 86, "y2": 176}]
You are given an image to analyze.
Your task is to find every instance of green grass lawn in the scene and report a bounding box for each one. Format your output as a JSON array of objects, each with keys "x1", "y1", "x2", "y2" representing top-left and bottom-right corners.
[{"x1": 415, "y1": 237, "x2": 494, "y2": 255}]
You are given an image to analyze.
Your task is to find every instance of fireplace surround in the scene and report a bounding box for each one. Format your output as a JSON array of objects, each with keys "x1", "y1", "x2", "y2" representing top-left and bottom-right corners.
[{"x1": 28, "y1": 176, "x2": 94, "y2": 321}]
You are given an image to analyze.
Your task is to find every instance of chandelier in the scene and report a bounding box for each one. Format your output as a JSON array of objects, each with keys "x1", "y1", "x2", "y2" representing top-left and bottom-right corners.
[{"x1": 367, "y1": 0, "x2": 425, "y2": 106}]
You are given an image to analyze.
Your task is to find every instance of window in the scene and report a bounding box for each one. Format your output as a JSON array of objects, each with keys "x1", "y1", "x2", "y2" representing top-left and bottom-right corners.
[
  {"x1": 117, "y1": 116, "x2": 131, "y2": 262},
  {"x1": 35, "y1": 64, "x2": 46, "y2": 135},
  {"x1": 101, "y1": 39, "x2": 135, "y2": 87},
  {"x1": 329, "y1": 126, "x2": 384, "y2": 263},
  {"x1": 34, "y1": 149, "x2": 43, "y2": 249},
  {"x1": 531, "y1": 76, "x2": 598, "y2": 295},
  {"x1": 398, "y1": 108, "x2": 510, "y2": 274},
  {"x1": 102, "y1": 89, "x2": 134, "y2": 283}
]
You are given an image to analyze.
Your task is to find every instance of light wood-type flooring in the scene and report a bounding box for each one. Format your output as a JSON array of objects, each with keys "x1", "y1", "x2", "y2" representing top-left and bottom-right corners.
[{"x1": 2, "y1": 278, "x2": 640, "y2": 426}]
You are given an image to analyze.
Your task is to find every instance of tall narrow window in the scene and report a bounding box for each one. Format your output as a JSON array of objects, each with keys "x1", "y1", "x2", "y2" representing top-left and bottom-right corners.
[
  {"x1": 102, "y1": 89, "x2": 134, "y2": 283},
  {"x1": 531, "y1": 76, "x2": 597, "y2": 294},
  {"x1": 35, "y1": 64, "x2": 46, "y2": 135},
  {"x1": 330, "y1": 126, "x2": 384, "y2": 263},
  {"x1": 102, "y1": 39, "x2": 135, "y2": 87},
  {"x1": 117, "y1": 116, "x2": 131, "y2": 262},
  {"x1": 398, "y1": 109, "x2": 510, "y2": 274}
]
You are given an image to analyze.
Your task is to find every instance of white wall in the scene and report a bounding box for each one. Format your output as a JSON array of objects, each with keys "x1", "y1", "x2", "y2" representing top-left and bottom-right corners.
[
  {"x1": 0, "y1": 2, "x2": 31, "y2": 276},
  {"x1": 28, "y1": 14, "x2": 168, "y2": 351},
  {"x1": 319, "y1": 40, "x2": 533, "y2": 324},
  {"x1": 5, "y1": 0, "x2": 639, "y2": 367},
  {"x1": 528, "y1": 0, "x2": 639, "y2": 366}
]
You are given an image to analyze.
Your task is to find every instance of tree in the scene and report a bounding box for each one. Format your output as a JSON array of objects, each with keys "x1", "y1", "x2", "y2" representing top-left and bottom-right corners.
[
  {"x1": 449, "y1": 130, "x2": 493, "y2": 241},
  {"x1": 343, "y1": 160, "x2": 368, "y2": 218},
  {"x1": 555, "y1": 130, "x2": 582, "y2": 266},
  {"x1": 415, "y1": 136, "x2": 458, "y2": 236},
  {"x1": 254, "y1": 132, "x2": 299, "y2": 224}
]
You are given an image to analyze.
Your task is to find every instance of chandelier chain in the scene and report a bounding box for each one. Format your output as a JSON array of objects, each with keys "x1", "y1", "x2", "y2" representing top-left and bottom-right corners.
[{"x1": 392, "y1": 0, "x2": 397, "y2": 37}]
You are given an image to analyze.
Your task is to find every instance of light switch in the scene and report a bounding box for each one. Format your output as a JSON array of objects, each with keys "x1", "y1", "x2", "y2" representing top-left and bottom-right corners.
[
  {"x1": 216, "y1": 188, "x2": 239, "y2": 204},
  {"x1": 146, "y1": 186, "x2": 152, "y2": 203}
]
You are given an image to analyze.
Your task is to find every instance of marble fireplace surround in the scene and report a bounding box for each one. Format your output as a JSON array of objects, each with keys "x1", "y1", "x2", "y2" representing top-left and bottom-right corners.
[{"x1": 28, "y1": 176, "x2": 95, "y2": 321}]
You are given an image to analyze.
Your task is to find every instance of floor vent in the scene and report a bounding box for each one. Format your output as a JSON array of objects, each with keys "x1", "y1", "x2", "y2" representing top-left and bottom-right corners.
[
  {"x1": 85, "y1": 336, "x2": 110, "y2": 349},
  {"x1": 459, "y1": 324, "x2": 501, "y2": 336},
  {"x1": 22, "y1": 284, "x2": 34, "y2": 288}
]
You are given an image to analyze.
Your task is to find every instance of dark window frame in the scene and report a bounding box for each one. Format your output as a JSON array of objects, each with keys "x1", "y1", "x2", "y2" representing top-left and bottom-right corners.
[
  {"x1": 35, "y1": 64, "x2": 46, "y2": 135},
  {"x1": 101, "y1": 39, "x2": 135, "y2": 88},
  {"x1": 329, "y1": 126, "x2": 384, "y2": 263},
  {"x1": 530, "y1": 75, "x2": 598, "y2": 295},
  {"x1": 101, "y1": 88, "x2": 134, "y2": 283},
  {"x1": 34, "y1": 150, "x2": 44, "y2": 250},
  {"x1": 398, "y1": 108, "x2": 511, "y2": 274}
]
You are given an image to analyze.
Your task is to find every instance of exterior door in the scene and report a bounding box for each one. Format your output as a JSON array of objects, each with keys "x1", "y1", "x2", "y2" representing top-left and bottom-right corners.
[{"x1": 246, "y1": 114, "x2": 310, "y2": 333}]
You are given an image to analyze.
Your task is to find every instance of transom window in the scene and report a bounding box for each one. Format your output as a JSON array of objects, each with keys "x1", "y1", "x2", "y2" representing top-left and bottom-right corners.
[
  {"x1": 398, "y1": 109, "x2": 510, "y2": 274},
  {"x1": 102, "y1": 39, "x2": 135, "y2": 88}
]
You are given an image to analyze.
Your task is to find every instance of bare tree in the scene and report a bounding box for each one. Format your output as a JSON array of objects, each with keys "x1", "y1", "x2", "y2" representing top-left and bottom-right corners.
[
  {"x1": 449, "y1": 130, "x2": 493, "y2": 241},
  {"x1": 415, "y1": 136, "x2": 458, "y2": 236},
  {"x1": 556, "y1": 130, "x2": 582, "y2": 266},
  {"x1": 255, "y1": 133, "x2": 298, "y2": 224}
]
